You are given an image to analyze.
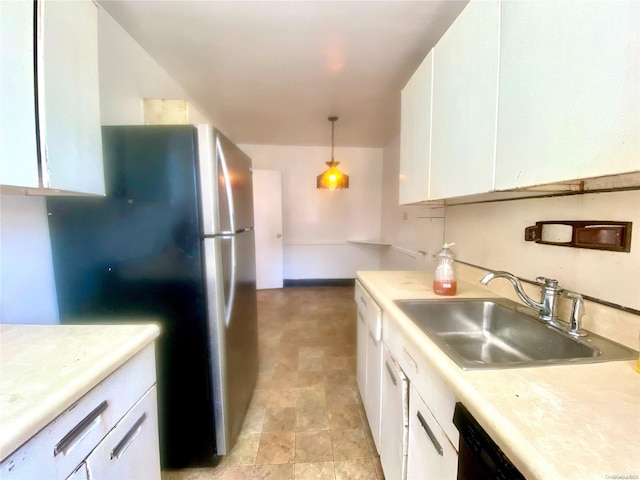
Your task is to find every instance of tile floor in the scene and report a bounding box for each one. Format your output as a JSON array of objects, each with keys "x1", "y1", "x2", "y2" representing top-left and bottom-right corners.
[{"x1": 162, "y1": 286, "x2": 384, "y2": 480}]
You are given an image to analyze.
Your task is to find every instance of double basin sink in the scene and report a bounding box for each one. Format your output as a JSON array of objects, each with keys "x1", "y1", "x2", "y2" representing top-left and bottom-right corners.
[{"x1": 394, "y1": 298, "x2": 636, "y2": 369}]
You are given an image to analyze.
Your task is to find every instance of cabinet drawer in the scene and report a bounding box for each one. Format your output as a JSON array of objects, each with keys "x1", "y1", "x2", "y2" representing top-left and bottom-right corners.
[
  {"x1": 407, "y1": 386, "x2": 458, "y2": 480},
  {"x1": 383, "y1": 313, "x2": 459, "y2": 447},
  {"x1": 355, "y1": 280, "x2": 382, "y2": 341},
  {"x1": 86, "y1": 386, "x2": 160, "y2": 480},
  {"x1": 0, "y1": 344, "x2": 156, "y2": 479}
]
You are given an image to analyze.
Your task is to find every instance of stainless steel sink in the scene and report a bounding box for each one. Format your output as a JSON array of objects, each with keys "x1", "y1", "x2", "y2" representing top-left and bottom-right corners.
[{"x1": 394, "y1": 298, "x2": 637, "y2": 369}]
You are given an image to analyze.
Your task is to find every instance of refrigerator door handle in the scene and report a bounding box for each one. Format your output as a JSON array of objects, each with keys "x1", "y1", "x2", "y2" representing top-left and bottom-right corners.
[
  {"x1": 225, "y1": 236, "x2": 237, "y2": 327},
  {"x1": 216, "y1": 136, "x2": 236, "y2": 233}
]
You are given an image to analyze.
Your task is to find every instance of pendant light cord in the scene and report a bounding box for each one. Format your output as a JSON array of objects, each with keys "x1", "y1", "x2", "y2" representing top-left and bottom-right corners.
[{"x1": 329, "y1": 116, "x2": 338, "y2": 162}]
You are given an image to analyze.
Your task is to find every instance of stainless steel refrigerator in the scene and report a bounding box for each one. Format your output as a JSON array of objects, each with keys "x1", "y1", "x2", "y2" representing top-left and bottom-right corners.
[{"x1": 47, "y1": 125, "x2": 258, "y2": 468}]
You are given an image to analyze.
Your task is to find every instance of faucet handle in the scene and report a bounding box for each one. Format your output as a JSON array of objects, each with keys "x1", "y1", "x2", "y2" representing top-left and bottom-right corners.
[
  {"x1": 536, "y1": 277, "x2": 559, "y2": 288},
  {"x1": 563, "y1": 291, "x2": 588, "y2": 337}
]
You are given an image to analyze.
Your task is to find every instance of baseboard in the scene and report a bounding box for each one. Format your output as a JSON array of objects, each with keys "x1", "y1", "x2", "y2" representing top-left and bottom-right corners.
[{"x1": 283, "y1": 278, "x2": 356, "y2": 288}]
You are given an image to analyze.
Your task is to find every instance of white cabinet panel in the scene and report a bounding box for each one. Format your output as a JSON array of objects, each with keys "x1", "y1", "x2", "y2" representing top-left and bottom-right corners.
[
  {"x1": 496, "y1": 1, "x2": 640, "y2": 189},
  {"x1": 355, "y1": 280, "x2": 383, "y2": 453},
  {"x1": 0, "y1": 0, "x2": 39, "y2": 188},
  {"x1": 356, "y1": 307, "x2": 368, "y2": 403},
  {"x1": 86, "y1": 386, "x2": 161, "y2": 480},
  {"x1": 430, "y1": 0, "x2": 499, "y2": 200},
  {"x1": 0, "y1": 345, "x2": 159, "y2": 480},
  {"x1": 400, "y1": 51, "x2": 433, "y2": 205},
  {"x1": 38, "y1": 0, "x2": 104, "y2": 195},
  {"x1": 380, "y1": 346, "x2": 408, "y2": 480},
  {"x1": 407, "y1": 387, "x2": 457, "y2": 480}
]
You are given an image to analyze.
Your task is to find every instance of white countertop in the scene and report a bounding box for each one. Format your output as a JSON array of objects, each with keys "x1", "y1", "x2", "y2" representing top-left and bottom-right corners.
[
  {"x1": 357, "y1": 270, "x2": 640, "y2": 480},
  {"x1": 0, "y1": 323, "x2": 160, "y2": 460}
]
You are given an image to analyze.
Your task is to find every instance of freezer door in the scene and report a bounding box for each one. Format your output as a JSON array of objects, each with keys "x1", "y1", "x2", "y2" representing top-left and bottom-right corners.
[{"x1": 215, "y1": 130, "x2": 255, "y2": 231}]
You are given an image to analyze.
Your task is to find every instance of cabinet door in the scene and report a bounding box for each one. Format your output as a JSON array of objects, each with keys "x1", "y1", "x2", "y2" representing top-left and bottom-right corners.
[
  {"x1": 0, "y1": 0, "x2": 39, "y2": 188},
  {"x1": 407, "y1": 387, "x2": 457, "y2": 480},
  {"x1": 356, "y1": 306, "x2": 368, "y2": 404},
  {"x1": 37, "y1": 0, "x2": 104, "y2": 195},
  {"x1": 379, "y1": 346, "x2": 408, "y2": 480},
  {"x1": 399, "y1": 51, "x2": 433, "y2": 205},
  {"x1": 430, "y1": 0, "x2": 499, "y2": 200},
  {"x1": 364, "y1": 324, "x2": 382, "y2": 453},
  {"x1": 86, "y1": 386, "x2": 161, "y2": 480},
  {"x1": 496, "y1": 1, "x2": 640, "y2": 190}
]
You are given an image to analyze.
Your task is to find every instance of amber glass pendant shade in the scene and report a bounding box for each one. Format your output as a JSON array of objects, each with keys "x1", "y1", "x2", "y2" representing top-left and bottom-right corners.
[
  {"x1": 317, "y1": 116, "x2": 349, "y2": 190},
  {"x1": 317, "y1": 160, "x2": 349, "y2": 189}
]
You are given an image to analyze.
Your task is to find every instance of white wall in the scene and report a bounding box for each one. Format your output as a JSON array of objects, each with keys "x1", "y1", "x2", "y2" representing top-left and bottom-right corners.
[
  {"x1": 98, "y1": 8, "x2": 211, "y2": 126},
  {"x1": 240, "y1": 144, "x2": 383, "y2": 279},
  {"x1": 380, "y1": 135, "x2": 445, "y2": 271},
  {"x1": 0, "y1": 196, "x2": 59, "y2": 323},
  {"x1": 447, "y1": 190, "x2": 640, "y2": 311}
]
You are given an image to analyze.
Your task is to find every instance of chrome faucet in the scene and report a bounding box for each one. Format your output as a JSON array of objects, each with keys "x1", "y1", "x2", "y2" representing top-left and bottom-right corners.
[
  {"x1": 480, "y1": 271, "x2": 587, "y2": 336},
  {"x1": 480, "y1": 271, "x2": 562, "y2": 324}
]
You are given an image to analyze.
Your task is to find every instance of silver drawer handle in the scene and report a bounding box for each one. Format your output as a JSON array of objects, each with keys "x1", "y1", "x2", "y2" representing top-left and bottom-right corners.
[
  {"x1": 417, "y1": 411, "x2": 443, "y2": 456},
  {"x1": 358, "y1": 311, "x2": 365, "y2": 323},
  {"x1": 360, "y1": 295, "x2": 367, "y2": 307},
  {"x1": 385, "y1": 361, "x2": 397, "y2": 386},
  {"x1": 54, "y1": 401, "x2": 108, "y2": 456},
  {"x1": 110, "y1": 413, "x2": 147, "y2": 460}
]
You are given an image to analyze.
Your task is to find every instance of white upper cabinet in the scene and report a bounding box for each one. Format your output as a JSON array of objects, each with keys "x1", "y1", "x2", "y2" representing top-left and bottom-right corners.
[
  {"x1": 0, "y1": 0, "x2": 104, "y2": 195},
  {"x1": 495, "y1": 1, "x2": 640, "y2": 190},
  {"x1": 38, "y1": 0, "x2": 104, "y2": 195},
  {"x1": 399, "y1": 51, "x2": 432, "y2": 205},
  {"x1": 0, "y1": 1, "x2": 39, "y2": 188},
  {"x1": 429, "y1": 0, "x2": 499, "y2": 200}
]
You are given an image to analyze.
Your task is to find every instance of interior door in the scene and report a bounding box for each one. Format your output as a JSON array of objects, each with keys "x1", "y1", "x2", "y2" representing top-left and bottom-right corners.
[{"x1": 252, "y1": 169, "x2": 283, "y2": 289}]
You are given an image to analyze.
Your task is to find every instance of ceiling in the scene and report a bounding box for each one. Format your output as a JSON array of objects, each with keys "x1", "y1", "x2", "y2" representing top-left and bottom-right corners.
[{"x1": 98, "y1": 1, "x2": 467, "y2": 148}]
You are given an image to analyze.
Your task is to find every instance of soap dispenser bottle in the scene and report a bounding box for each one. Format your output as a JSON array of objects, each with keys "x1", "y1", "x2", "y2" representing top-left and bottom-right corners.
[{"x1": 433, "y1": 243, "x2": 457, "y2": 296}]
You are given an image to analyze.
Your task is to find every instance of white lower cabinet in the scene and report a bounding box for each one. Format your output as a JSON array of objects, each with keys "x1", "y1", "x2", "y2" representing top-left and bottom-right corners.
[
  {"x1": 356, "y1": 307, "x2": 368, "y2": 405},
  {"x1": 355, "y1": 280, "x2": 383, "y2": 452},
  {"x1": 86, "y1": 386, "x2": 160, "y2": 480},
  {"x1": 407, "y1": 387, "x2": 458, "y2": 480},
  {"x1": 0, "y1": 344, "x2": 160, "y2": 480},
  {"x1": 379, "y1": 346, "x2": 409, "y2": 480}
]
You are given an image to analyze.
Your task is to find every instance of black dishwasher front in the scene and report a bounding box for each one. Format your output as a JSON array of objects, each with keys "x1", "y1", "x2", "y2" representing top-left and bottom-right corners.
[{"x1": 453, "y1": 403, "x2": 525, "y2": 480}]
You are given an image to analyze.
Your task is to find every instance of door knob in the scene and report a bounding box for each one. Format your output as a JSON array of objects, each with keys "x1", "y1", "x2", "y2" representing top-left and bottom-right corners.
[{"x1": 276, "y1": 234, "x2": 282, "y2": 238}]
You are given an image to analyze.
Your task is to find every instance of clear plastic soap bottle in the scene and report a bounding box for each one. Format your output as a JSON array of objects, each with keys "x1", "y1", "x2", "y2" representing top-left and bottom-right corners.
[{"x1": 433, "y1": 243, "x2": 457, "y2": 296}]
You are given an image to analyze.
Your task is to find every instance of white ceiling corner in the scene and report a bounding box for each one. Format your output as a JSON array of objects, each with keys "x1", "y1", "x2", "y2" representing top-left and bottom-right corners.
[{"x1": 98, "y1": 0, "x2": 468, "y2": 147}]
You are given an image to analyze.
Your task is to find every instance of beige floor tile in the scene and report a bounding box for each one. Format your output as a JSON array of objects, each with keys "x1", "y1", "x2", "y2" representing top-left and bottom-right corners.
[
  {"x1": 300, "y1": 346, "x2": 325, "y2": 358},
  {"x1": 262, "y1": 407, "x2": 297, "y2": 432},
  {"x1": 271, "y1": 369, "x2": 299, "y2": 388},
  {"x1": 251, "y1": 389, "x2": 272, "y2": 408},
  {"x1": 297, "y1": 386, "x2": 326, "y2": 409},
  {"x1": 327, "y1": 404, "x2": 362, "y2": 430},
  {"x1": 256, "y1": 432, "x2": 296, "y2": 465},
  {"x1": 268, "y1": 388, "x2": 299, "y2": 408},
  {"x1": 325, "y1": 386, "x2": 359, "y2": 406},
  {"x1": 372, "y1": 456, "x2": 385, "y2": 480},
  {"x1": 294, "y1": 461, "x2": 336, "y2": 480},
  {"x1": 213, "y1": 466, "x2": 255, "y2": 480},
  {"x1": 333, "y1": 459, "x2": 376, "y2": 480},
  {"x1": 299, "y1": 355, "x2": 323, "y2": 371},
  {"x1": 295, "y1": 431, "x2": 333, "y2": 463},
  {"x1": 296, "y1": 371, "x2": 325, "y2": 387},
  {"x1": 330, "y1": 429, "x2": 370, "y2": 460},
  {"x1": 218, "y1": 434, "x2": 261, "y2": 467},
  {"x1": 253, "y1": 463, "x2": 295, "y2": 480},
  {"x1": 296, "y1": 406, "x2": 329, "y2": 431},
  {"x1": 240, "y1": 405, "x2": 266, "y2": 434}
]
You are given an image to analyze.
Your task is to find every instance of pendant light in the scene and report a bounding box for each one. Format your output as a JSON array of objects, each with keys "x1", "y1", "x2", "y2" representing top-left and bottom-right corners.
[{"x1": 317, "y1": 116, "x2": 349, "y2": 189}]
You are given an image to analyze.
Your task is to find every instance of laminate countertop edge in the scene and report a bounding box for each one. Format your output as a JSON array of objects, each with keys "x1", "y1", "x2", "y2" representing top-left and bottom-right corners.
[
  {"x1": 356, "y1": 270, "x2": 640, "y2": 480},
  {"x1": 0, "y1": 323, "x2": 161, "y2": 460}
]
